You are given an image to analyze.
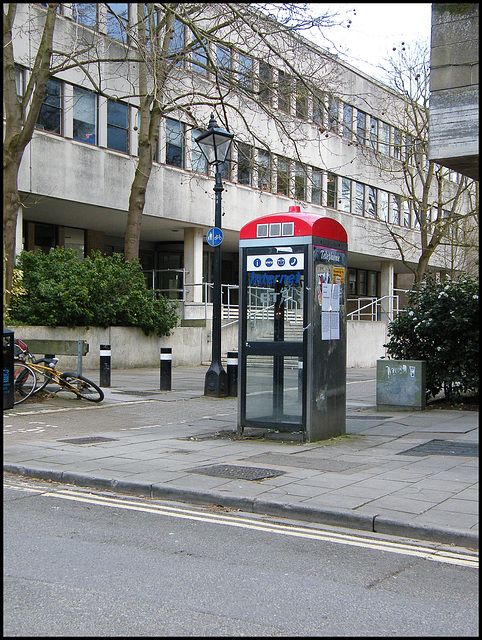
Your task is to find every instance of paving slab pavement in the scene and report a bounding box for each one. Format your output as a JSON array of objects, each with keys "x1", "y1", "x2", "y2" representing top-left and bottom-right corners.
[{"x1": 3, "y1": 366, "x2": 478, "y2": 549}]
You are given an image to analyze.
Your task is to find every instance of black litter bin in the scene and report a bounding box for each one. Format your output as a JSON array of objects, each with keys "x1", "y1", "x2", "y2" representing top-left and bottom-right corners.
[{"x1": 3, "y1": 329, "x2": 15, "y2": 410}]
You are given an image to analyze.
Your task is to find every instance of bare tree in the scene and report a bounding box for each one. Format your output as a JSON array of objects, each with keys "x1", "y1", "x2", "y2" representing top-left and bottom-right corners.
[
  {"x1": 4, "y1": 2, "x2": 349, "y2": 306},
  {"x1": 3, "y1": 2, "x2": 129, "y2": 307},
  {"x1": 362, "y1": 40, "x2": 478, "y2": 283},
  {"x1": 3, "y1": 3, "x2": 60, "y2": 309},
  {"x1": 101, "y1": 3, "x2": 346, "y2": 260}
]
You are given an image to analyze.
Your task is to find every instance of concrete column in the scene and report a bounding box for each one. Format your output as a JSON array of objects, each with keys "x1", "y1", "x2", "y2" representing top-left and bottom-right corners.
[
  {"x1": 380, "y1": 261, "x2": 395, "y2": 322},
  {"x1": 15, "y1": 207, "x2": 23, "y2": 259},
  {"x1": 184, "y1": 227, "x2": 204, "y2": 303}
]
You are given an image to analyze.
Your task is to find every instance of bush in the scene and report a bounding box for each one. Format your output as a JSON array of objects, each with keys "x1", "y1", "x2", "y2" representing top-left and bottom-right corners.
[
  {"x1": 7, "y1": 248, "x2": 179, "y2": 337},
  {"x1": 384, "y1": 274, "x2": 479, "y2": 400}
]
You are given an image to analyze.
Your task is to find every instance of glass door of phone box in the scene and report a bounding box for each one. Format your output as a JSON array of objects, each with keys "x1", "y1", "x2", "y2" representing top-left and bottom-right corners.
[{"x1": 239, "y1": 246, "x2": 307, "y2": 431}]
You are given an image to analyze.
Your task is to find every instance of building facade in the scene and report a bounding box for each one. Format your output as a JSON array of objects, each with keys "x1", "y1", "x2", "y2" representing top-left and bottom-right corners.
[{"x1": 9, "y1": 3, "x2": 474, "y2": 325}]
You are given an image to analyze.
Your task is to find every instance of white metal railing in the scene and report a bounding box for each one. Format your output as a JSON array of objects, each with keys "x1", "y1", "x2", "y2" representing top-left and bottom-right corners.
[
  {"x1": 347, "y1": 291, "x2": 408, "y2": 322},
  {"x1": 144, "y1": 269, "x2": 407, "y2": 325}
]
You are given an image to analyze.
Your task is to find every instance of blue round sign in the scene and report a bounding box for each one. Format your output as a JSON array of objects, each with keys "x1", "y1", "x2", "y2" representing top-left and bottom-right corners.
[{"x1": 206, "y1": 227, "x2": 223, "y2": 247}]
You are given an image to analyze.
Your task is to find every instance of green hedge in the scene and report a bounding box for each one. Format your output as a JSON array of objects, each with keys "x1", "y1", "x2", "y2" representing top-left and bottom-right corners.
[
  {"x1": 384, "y1": 274, "x2": 479, "y2": 400},
  {"x1": 7, "y1": 248, "x2": 179, "y2": 337}
]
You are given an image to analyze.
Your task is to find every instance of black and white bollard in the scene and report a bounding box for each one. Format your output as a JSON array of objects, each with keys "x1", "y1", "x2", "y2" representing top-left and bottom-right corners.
[
  {"x1": 227, "y1": 351, "x2": 238, "y2": 397},
  {"x1": 160, "y1": 347, "x2": 172, "y2": 391},
  {"x1": 99, "y1": 344, "x2": 111, "y2": 387}
]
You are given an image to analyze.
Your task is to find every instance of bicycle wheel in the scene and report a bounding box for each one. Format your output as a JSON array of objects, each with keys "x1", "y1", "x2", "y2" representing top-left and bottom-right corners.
[
  {"x1": 59, "y1": 373, "x2": 104, "y2": 402},
  {"x1": 13, "y1": 364, "x2": 38, "y2": 405}
]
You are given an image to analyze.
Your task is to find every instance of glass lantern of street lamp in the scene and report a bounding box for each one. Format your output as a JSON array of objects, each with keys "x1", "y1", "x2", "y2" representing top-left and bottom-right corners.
[{"x1": 195, "y1": 113, "x2": 234, "y2": 166}]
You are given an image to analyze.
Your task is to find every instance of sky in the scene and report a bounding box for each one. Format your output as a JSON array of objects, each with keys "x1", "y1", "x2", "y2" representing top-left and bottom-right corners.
[{"x1": 306, "y1": 3, "x2": 433, "y2": 80}]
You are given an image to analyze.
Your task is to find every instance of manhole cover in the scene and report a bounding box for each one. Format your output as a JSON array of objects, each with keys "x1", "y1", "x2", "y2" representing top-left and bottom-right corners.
[
  {"x1": 111, "y1": 390, "x2": 159, "y2": 396},
  {"x1": 190, "y1": 464, "x2": 285, "y2": 481},
  {"x1": 58, "y1": 436, "x2": 119, "y2": 445},
  {"x1": 397, "y1": 439, "x2": 478, "y2": 457}
]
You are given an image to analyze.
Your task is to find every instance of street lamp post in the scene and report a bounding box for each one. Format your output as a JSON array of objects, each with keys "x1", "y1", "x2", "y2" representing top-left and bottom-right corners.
[{"x1": 195, "y1": 114, "x2": 234, "y2": 397}]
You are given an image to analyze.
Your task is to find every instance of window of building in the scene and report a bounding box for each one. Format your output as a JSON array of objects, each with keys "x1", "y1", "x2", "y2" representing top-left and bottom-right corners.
[
  {"x1": 216, "y1": 44, "x2": 231, "y2": 82},
  {"x1": 296, "y1": 79, "x2": 308, "y2": 120},
  {"x1": 327, "y1": 172, "x2": 337, "y2": 208},
  {"x1": 413, "y1": 205, "x2": 421, "y2": 230},
  {"x1": 73, "y1": 86, "x2": 97, "y2": 145},
  {"x1": 391, "y1": 194, "x2": 401, "y2": 225},
  {"x1": 36, "y1": 77, "x2": 62, "y2": 134},
  {"x1": 311, "y1": 168, "x2": 322, "y2": 205},
  {"x1": 191, "y1": 128, "x2": 208, "y2": 173},
  {"x1": 64, "y1": 227, "x2": 85, "y2": 260},
  {"x1": 342, "y1": 103, "x2": 352, "y2": 139},
  {"x1": 356, "y1": 109, "x2": 366, "y2": 145},
  {"x1": 313, "y1": 95, "x2": 324, "y2": 127},
  {"x1": 107, "y1": 99, "x2": 128, "y2": 152},
  {"x1": 258, "y1": 150, "x2": 271, "y2": 191},
  {"x1": 379, "y1": 190, "x2": 389, "y2": 221},
  {"x1": 405, "y1": 133, "x2": 414, "y2": 164},
  {"x1": 367, "y1": 185, "x2": 377, "y2": 218},
  {"x1": 258, "y1": 61, "x2": 272, "y2": 105},
  {"x1": 355, "y1": 182, "x2": 364, "y2": 216},
  {"x1": 192, "y1": 38, "x2": 208, "y2": 75},
  {"x1": 348, "y1": 269, "x2": 357, "y2": 295},
  {"x1": 392, "y1": 127, "x2": 402, "y2": 159},
  {"x1": 135, "y1": 109, "x2": 158, "y2": 160},
  {"x1": 276, "y1": 156, "x2": 290, "y2": 196},
  {"x1": 168, "y1": 18, "x2": 185, "y2": 65},
  {"x1": 368, "y1": 271, "x2": 378, "y2": 297},
  {"x1": 379, "y1": 120, "x2": 390, "y2": 155},
  {"x1": 106, "y1": 3, "x2": 128, "y2": 42},
  {"x1": 72, "y1": 3, "x2": 97, "y2": 28},
  {"x1": 369, "y1": 116, "x2": 378, "y2": 150},
  {"x1": 33, "y1": 222, "x2": 57, "y2": 254},
  {"x1": 294, "y1": 162, "x2": 306, "y2": 200},
  {"x1": 166, "y1": 118, "x2": 184, "y2": 167},
  {"x1": 237, "y1": 142, "x2": 252, "y2": 186},
  {"x1": 328, "y1": 96, "x2": 338, "y2": 132},
  {"x1": 238, "y1": 53, "x2": 253, "y2": 92},
  {"x1": 339, "y1": 177, "x2": 351, "y2": 212},
  {"x1": 403, "y1": 200, "x2": 411, "y2": 227},
  {"x1": 357, "y1": 269, "x2": 367, "y2": 296},
  {"x1": 278, "y1": 70, "x2": 291, "y2": 114},
  {"x1": 220, "y1": 145, "x2": 231, "y2": 181}
]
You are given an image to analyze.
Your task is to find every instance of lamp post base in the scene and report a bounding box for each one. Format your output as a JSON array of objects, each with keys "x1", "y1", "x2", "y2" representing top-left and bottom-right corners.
[{"x1": 204, "y1": 362, "x2": 228, "y2": 397}]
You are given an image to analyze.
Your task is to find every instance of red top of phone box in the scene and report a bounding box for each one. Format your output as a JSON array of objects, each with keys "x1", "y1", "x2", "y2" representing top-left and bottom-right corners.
[{"x1": 239, "y1": 206, "x2": 347, "y2": 243}]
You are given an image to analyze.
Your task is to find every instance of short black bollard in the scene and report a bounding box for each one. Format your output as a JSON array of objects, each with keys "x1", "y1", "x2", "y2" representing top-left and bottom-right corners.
[
  {"x1": 160, "y1": 347, "x2": 172, "y2": 391},
  {"x1": 227, "y1": 351, "x2": 238, "y2": 397},
  {"x1": 99, "y1": 344, "x2": 111, "y2": 387}
]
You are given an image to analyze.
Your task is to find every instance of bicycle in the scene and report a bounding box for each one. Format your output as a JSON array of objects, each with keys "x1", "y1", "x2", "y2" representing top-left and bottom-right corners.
[
  {"x1": 13, "y1": 362, "x2": 39, "y2": 405},
  {"x1": 13, "y1": 339, "x2": 104, "y2": 403}
]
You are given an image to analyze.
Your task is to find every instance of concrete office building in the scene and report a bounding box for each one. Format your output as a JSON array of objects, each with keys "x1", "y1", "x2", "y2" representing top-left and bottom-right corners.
[{"x1": 7, "y1": 3, "x2": 475, "y2": 361}]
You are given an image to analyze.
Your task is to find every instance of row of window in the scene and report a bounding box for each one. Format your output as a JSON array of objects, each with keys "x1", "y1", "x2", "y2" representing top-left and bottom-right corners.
[
  {"x1": 36, "y1": 3, "x2": 431, "y2": 167},
  {"x1": 30, "y1": 74, "x2": 434, "y2": 228}
]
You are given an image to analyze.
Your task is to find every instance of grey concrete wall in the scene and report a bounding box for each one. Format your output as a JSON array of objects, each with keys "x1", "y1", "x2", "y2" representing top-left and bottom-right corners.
[
  {"x1": 429, "y1": 4, "x2": 479, "y2": 179},
  {"x1": 7, "y1": 320, "x2": 387, "y2": 370}
]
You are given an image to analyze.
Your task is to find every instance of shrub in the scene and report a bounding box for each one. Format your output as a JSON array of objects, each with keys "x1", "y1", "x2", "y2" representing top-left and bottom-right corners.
[
  {"x1": 7, "y1": 248, "x2": 179, "y2": 337},
  {"x1": 384, "y1": 274, "x2": 479, "y2": 400}
]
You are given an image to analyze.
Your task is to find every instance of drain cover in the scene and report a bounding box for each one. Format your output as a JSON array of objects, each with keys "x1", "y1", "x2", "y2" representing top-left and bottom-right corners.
[
  {"x1": 398, "y1": 439, "x2": 478, "y2": 457},
  {"x1": 111, "y1": 390, "x2": 159, "y2": 396},
  {"x1": 58, "y1": 436, "x2": 119, "y2": 445},
  {"x1": 190, "y1": 464, "x2": 285, "y2": 481}
]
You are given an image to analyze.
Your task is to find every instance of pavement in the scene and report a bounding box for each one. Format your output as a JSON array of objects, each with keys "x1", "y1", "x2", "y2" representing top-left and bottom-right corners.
[{"x1": 3, "y1": 365, "x2": 478, "y2": 550}]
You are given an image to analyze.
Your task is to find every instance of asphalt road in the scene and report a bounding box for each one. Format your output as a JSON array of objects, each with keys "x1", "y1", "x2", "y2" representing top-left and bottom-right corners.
[{"x1": 4, "y1": 476, "x2": 479, "y2": 637}]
